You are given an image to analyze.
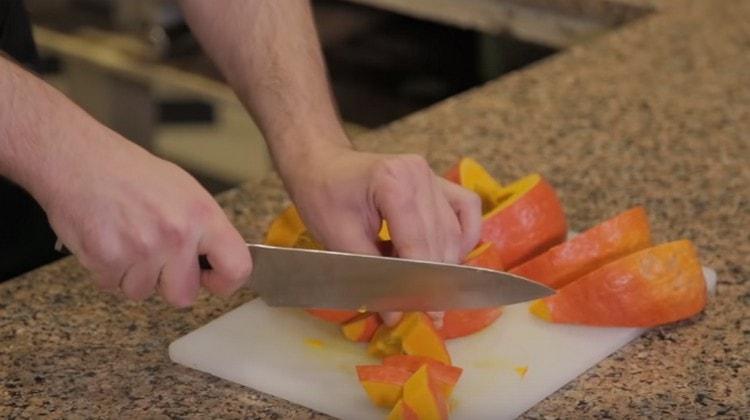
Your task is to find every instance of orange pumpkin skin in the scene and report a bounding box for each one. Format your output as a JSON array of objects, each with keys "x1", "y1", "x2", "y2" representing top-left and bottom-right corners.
[
  {"x1": 438, "y1": 308, "x2": 504, "y2": 340},
  {"x1": 464, "y1": 242, "x2": 505, "y2": 271},
  {"x1": 512, "y1": 207, "x2": 652, "y2": 289},
  {"x1": 436, "y1": 242, "x2": 506, "y2": 340},
  {"x1": 481, "y1": 174, "x2": 567, "y2": 269},
  {"x1": 530, "y1": 240, "x2": 707, "y2": 327},
  {"x1": 305, "y1": 309, "x2": 359, "y2": 324}
]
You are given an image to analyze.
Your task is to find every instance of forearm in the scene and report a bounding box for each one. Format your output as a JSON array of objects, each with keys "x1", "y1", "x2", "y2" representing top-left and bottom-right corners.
[
  {"x1": 179, "y1": 0, "x2": 349, "y2": 178},
  {"x1": 0, "y1": 56, "x2": 122, "y2": 208}
]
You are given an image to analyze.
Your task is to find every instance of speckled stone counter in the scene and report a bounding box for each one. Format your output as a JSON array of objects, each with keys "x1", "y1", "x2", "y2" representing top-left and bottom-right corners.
[{"x1": 2, "y1": 0, "x2": 749, "y2": 418}]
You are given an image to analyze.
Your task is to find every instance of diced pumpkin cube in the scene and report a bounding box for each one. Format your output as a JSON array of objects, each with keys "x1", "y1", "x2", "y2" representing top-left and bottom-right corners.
[
  {"x1": 368, "y1": 324, "x2": 404, "y2": 358},
  {"x1": 402, "y1": 365, "x2": 449, "y2": 420},
  {"x1": 356, "y1": 365, "x2": 412, "y2": 408},
  {"x1": 383, "y1": 355, "x2": 462, "y2": 397},
  {"x1": 342, "y1": 313, "x2": 382, "y2": 342},
  {"x1": 368, "y1": 313, "x2": 451, "y2": 365}
]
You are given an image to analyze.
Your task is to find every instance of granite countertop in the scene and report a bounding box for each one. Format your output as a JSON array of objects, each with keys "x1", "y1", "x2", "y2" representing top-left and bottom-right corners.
[{"x1": 2, "y1": 0, "x2": 749, "y2": 417}]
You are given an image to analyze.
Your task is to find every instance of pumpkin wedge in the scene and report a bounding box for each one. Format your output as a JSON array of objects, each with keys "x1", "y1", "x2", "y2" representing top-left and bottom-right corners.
[
  {"x1": 481, "y1": 174, "x2": 567, "y2": 268},
  {"x1": 512, "y1": 207, "x2": 652, "y2": 289},
  {"x1": 530, "y1": 240, "x2": 707, "y2": 327},
  {"x1": 438, "y1": 308, "x2": 504, "y2": 340}
]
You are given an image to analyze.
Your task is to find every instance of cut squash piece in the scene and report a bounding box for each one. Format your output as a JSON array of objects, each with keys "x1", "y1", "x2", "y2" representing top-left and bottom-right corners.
[
  {"x1": 512, "y1": 207, "x2": 652, "y2": 288},
  {"x1": 481, "y1": 174, "x2": 567, "y2": 269},
  {"x1": 530, "y1": 240, "x2": 707, "y2": 327}
]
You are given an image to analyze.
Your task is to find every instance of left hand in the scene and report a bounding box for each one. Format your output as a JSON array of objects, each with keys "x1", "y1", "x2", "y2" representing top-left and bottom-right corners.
[{"x1": 278, "y1": 144, "x2": 482, "y2": 325}]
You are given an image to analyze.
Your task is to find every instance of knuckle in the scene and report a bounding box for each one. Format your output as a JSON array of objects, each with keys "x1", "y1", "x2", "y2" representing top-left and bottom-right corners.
[
  {"x1": 189, "y1": 198, "x2": 218, "y2": 220},
  {"x1": 402, "y1": 154, "x2": 432, "y2": 177},
  {"x1": 127, "y1": 230, "x2": 158, "y2": 257},
  {"x1": 160, "y1": 219, "x2": 190, "y2": 247},
  {"x1": 227, "y1": 255, "x2": 253, "y2": 283}
]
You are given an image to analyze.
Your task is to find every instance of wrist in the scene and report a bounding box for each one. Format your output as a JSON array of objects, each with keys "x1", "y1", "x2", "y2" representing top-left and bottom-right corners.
[{"x1": 268, "y1": 124, "x2": 353, "y2": 195}]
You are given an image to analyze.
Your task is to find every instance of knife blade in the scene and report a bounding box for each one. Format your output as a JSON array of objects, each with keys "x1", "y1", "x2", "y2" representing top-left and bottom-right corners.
[{"x1": 240, "y1": 244, "x2": 553, "y2": 311}]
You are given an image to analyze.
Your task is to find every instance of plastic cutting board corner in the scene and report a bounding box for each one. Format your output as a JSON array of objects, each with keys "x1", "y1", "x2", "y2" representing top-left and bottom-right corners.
[{"x1": 169, "y1": 267, "x2": 716, "y2": 419}]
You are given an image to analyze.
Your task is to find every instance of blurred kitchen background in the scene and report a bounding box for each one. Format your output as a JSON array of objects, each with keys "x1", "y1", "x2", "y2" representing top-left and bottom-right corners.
[{"x1": 25, "y1": 0, "x2": 642, "y2": 193}]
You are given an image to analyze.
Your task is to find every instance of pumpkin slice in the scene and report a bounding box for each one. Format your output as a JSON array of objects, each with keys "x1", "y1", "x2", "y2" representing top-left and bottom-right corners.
[
  {"x1": 530, "y1": 240, "x2": 707, "y2": 327},
  {"x1": 481, "y1": 174, "x2": 567, "y2": 269},
  {"x1": 342, "y1": 313, "x2": 382, "y2": 342},
  {"x1": 438, "y1": 308, "x2": 504, "y2": 340},
  {"x1": 512, "y1": 207, "x2": 652, "y2": 289}
]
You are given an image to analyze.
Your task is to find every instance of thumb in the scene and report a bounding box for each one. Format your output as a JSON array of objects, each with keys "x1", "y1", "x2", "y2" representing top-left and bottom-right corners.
[{"x1": 198, "y1": 223, "x2": 253, "y2": 297}]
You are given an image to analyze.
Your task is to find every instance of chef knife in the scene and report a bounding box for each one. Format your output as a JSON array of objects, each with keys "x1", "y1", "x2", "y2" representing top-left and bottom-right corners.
[{"x1": 202, "y1": 244, "x2": 554, "y2": 311}]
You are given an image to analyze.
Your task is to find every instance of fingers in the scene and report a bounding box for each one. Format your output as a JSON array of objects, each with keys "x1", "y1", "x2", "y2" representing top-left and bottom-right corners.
[
  {"x1": 198, "y1": 222, "x2": 253, "y2": 297},
  {"x1": 438, "y1": 178, "x2": 483, "y2": 257},
  {"x1": 158, "y1": 243, "x2": 202, "y2": 308},
  {"x1": 317, "y1": 218, "x2": 382, "y2": 256},
  {"x1": 120, "y1": 259, "x2": 163, "y2": 301},
  {"x1": 371, "y1": 155, "x2": 462, "y2": 263}
]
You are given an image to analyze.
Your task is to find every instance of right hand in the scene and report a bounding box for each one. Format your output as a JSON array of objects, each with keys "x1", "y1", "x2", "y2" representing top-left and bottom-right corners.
[{"x1": 41, "y1": 133, "x2": 252, "y2": 307}]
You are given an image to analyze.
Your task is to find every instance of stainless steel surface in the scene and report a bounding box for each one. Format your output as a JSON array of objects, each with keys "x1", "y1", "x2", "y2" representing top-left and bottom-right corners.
[{"x1": 247, "y1": 244, "x2": 554, "y2": 311}]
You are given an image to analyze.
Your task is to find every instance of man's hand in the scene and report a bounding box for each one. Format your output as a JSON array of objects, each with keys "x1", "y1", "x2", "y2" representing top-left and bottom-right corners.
[
  {"x1": 0, "y1": 55, "x2": 251, "y2": 307},
  {"x1": 284, "y1": 145, "x2": 481, "y2": 262},
  {"x1": 44, "y1": 137, "x2": 252, "y2": 307},
  {"x1": 281, "y1": 144, "x2": 482, "y2": 326}
]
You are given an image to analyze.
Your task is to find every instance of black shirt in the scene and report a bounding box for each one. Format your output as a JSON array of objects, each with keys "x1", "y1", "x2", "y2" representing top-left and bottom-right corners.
[{"x1": 1, "y1": 0, "x2": 61, "y2": 280}]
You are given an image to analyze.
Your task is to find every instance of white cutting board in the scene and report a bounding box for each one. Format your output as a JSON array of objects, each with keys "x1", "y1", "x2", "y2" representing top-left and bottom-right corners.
[{"x1": 170, "y1": 267, "x2": 716, "y2": 419}]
